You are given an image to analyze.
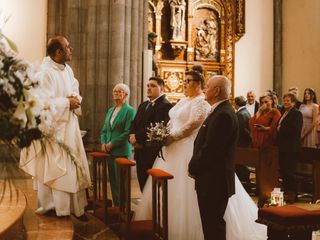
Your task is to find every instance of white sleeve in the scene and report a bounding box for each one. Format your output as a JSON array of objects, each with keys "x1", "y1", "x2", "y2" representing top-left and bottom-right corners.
[
  {"x1": 67, "y1": 65, "x2": 82, "y2": 102},
  {"x1": 170, "y1": 98, "x2": 209, "y2": 140},
  {"x1": 39, "y1": 71, "x2": 70, "y2": 123}
]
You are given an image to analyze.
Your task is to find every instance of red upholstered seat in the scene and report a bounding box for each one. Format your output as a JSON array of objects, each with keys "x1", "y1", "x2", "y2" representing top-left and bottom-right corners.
[
  {"x1": 257, "y1": 205, "x2": 320, "y2": 231},
  {"x1": 115, "y1": 157, "x2": 136, "y2": 167},
  {"x1": 147, "y1": 168, "x2": 174, "y2": 179},
  {"x1": 89, "y1": 151, "x2": 110, "y2": 158}
]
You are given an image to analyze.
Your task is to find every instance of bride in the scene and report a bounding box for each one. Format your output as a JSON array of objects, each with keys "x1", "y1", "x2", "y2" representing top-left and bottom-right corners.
[{"x1": 135, "y1": 70, "x2": 267, "y2": 240}]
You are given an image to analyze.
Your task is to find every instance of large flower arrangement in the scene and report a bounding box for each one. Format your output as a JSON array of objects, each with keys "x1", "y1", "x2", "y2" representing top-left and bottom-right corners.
[{"x1": 0, "y1": 22, "x2": 42, "y2": 149}]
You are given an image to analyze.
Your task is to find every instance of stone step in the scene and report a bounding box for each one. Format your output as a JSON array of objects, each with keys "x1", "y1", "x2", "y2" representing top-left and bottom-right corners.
[
  {"x1": 21, "y1": 179, "x2": 74, "y2": 239},
  {"x1": 0, "y1": 185, "x2": 26, "y2": 239}
]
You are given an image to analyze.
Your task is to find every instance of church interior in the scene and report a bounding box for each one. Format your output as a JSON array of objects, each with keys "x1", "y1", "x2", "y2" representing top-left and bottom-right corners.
[{"x1": 1, "y1": 0, "x2": 320, "y2": 239}]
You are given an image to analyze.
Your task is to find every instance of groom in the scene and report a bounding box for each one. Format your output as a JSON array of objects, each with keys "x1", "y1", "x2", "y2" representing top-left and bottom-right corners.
[
  {"x1": 188, "y1": 75, "x2": 239, "y2": 240},
  {"x1": 129, "y1": 77, "x2": 172, "y2": 191}
]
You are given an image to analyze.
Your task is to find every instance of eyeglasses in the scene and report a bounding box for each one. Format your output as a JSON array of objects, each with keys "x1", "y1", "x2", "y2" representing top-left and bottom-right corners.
[
  {"x1": 184, "y1": 79, "x2": 196, "y2": 84},
  {"x1": 113, "y1": 90, "x2": 124, "y2": 93}
]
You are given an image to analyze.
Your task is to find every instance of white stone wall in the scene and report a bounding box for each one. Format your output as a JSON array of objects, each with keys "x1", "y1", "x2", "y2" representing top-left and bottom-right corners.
[
  {"x1": 283, "y1": 0, "x2": 320, "y2": 98},
  {"x1": 0, "y1": 0, "x2": 47, "y2": 64},
  {"x1": 234, "y1": 0, "x2": 274, "y2": 98}
]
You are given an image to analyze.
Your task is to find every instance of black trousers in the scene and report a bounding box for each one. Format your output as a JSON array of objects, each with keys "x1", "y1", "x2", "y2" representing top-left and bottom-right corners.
[
  {"x1": 279, "y1": 151, "x2": 298, "y2": 192},
  {"x1": 197, "y1": 193, "x2": 229, "y2": 240},
  {"x1": 135, "y1": 148, "x2": 159, "y2": 191}
]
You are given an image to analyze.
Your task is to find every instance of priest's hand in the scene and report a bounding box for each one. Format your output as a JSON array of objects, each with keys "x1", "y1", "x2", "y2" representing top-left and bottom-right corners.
[{"x1": 68, "y1": 96, "x2": 80, "y2": 110}]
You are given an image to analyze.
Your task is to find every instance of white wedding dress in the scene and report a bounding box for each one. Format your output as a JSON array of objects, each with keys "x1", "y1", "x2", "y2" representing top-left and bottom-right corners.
[{"x1": 135, "y1": 94, "x2": 267, "y2": 240}]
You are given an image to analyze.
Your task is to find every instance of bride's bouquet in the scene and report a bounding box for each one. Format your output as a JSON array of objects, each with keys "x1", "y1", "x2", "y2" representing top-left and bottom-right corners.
[{"x1": 146, "y1": 121, "x2": 170, "y2": 147}]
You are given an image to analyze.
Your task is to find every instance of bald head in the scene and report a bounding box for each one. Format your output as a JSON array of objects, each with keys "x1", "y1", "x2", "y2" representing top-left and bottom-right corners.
[
  {"x1": 47, "y1": 36, "x2": 65, "y2": 57},
  {"x1": 47, "y1": 36, "x2": 73, "y2": 64},
  {"x1": 205, "y1": 75, "x2": 231, "y2": 105}
]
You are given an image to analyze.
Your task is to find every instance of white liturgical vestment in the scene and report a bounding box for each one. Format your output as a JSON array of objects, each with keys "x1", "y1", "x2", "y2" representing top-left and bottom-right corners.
[{"x1": 20, "y1": 57, "x2": 91, "y2": 216}]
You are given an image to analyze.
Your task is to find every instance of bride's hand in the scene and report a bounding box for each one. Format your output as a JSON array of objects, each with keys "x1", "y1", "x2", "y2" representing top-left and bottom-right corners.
[{"x1": 163, "y1": 135, "x2": 175, "y2": 146}]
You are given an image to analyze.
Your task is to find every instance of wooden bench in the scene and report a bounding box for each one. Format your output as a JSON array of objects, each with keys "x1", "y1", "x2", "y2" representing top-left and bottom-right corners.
[
  {"x1": 235, "y1": 147, "x2": 320, "y2": 204},
  {"x1": 89, "y1": 151, "x2": 113, "y2": 223},
  {"x1": 296, "y1": 147, "x2": 320, "y2": 202},
  {"x1": 235, "y1": 146, "x2": 279, "y2": 203},
  {"x1": 116, "y1": 164, "x2": 174, "y2": 240}
]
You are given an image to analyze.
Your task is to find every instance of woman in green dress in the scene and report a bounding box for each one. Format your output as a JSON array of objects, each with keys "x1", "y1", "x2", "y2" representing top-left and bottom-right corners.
[{"x1": 100, "y1": 83, "x2": 136, "y2": 206}]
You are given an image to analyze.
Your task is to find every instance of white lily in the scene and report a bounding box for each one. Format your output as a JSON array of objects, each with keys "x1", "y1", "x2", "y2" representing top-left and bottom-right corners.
[{"x1": 11, "y1": 102, "x2": 27, "y2": 127}]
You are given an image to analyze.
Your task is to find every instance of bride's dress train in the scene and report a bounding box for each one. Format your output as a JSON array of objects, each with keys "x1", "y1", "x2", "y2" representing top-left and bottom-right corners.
[{"x1": 134, "y1": 94, "x2": 267, "y2": 240}]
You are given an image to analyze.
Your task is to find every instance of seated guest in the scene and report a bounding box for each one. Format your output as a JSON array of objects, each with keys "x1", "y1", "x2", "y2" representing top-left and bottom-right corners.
[
  {"x1": 276, "y1": 93, "x2": 303, "y2": 203},
  {"x1": 249, "y1": 95, "x2": 281, "y2": 148},
  {"x1": 288, "y1": 86, "x2": 302, "y2": 109},
  {"x1": 234, "y1": 96, "x2": 252, "y2": 187},
  {"x1": 101, "y1": 83, "x2": 136, "y2": 206},
  {"x1": 246, "y1": 90, "x2": 259, "y2": 117}
]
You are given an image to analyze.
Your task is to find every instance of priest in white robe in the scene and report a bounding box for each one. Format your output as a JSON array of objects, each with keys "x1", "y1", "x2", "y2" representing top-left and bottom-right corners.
[{"x1": 20, "y1": 36, "x2": 91, "y2": 219}]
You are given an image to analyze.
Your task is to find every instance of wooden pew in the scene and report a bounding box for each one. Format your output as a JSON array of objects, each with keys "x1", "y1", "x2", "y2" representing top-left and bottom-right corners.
[
  {"x1": 235, "y1": 146, "x2": 320, "y2": 203},
  {"x1": 235, "y1": 146, "x2": 279, "y2": 203},
  {"x1": 297, "y1": 147, "x2": 320, "y2": 202}
]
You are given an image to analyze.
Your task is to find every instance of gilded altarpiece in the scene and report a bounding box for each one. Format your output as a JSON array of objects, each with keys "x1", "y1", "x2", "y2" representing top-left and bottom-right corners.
[{"x1": 148, "y1": 0, "x2": 245, "y2": 102}]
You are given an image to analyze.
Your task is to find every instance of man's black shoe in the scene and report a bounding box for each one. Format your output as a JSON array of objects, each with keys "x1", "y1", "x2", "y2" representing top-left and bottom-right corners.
[{"x1": 74, "y1": 213, "x2": 89, "y2": 222}]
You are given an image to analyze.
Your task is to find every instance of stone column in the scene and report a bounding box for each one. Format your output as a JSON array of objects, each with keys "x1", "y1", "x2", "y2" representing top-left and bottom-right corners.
[
  {"x1": 274, "y1": 0, "x2": 282, "y2": 96},
  {"x1": 108, "y1": 0, "x2": 126, "y2": 106},
  {"x1": 47, "y1": 0, "x2": 148, "y2": 143}
]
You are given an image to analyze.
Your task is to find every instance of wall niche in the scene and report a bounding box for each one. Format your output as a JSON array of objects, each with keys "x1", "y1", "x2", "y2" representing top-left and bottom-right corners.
[{"x1": 149, "y1": 0, "x2": 245, "y2": 102}]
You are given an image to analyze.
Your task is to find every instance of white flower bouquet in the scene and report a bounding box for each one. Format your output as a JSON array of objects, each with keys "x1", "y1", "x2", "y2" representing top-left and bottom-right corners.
[
  {"x1": 146, "y1": 121, "x2": 170, "y2": 147},
  {"x1": 0, "y1": 19, "x2": 43, "y2": 148}
]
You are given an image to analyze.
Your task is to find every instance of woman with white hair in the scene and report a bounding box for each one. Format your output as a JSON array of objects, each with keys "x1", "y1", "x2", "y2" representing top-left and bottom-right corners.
[{"x1": 100, "y1": 83, "x2": 136, "y2": 206}]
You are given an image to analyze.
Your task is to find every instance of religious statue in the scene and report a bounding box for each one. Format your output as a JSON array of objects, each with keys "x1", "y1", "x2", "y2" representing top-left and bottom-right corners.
[
  {"x1": 169, "y1": 0, "x2": 186, "y2": 40},
  {"x1": 148, "y1": 12, "x2": 154, "y2": 32},
  {"x1": 148, "y1": 32, "x2": 159, "y2": 75},
  {"x1": 195, "y1": 17, "x2": 218, "y2": 60}
]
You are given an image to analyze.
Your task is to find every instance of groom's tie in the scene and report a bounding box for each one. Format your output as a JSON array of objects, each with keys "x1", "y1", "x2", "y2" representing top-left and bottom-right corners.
[{"x1": 145, "y1": 101, "x2": 152, "y2": 112}]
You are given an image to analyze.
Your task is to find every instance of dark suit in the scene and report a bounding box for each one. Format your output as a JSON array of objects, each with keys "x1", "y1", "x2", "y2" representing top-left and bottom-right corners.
[
  {"x1": 236, "y1": 107, "x2": 251, "y2": 147},
  {"x1": 235, "y1": 107, "x2": 252, "y2": 184},
  {"x1": 276, "y1": 107, "x2": 303, "y2": 193},
  {"x1": 130, "y1": 95, "x2": 172, "y2": 191},
  {"x1": 295, "y1": 100, "x2": 302, "y2": 109},
  {"x1": 188, "y1": 100, "x2": 238, "y2": 240}
]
